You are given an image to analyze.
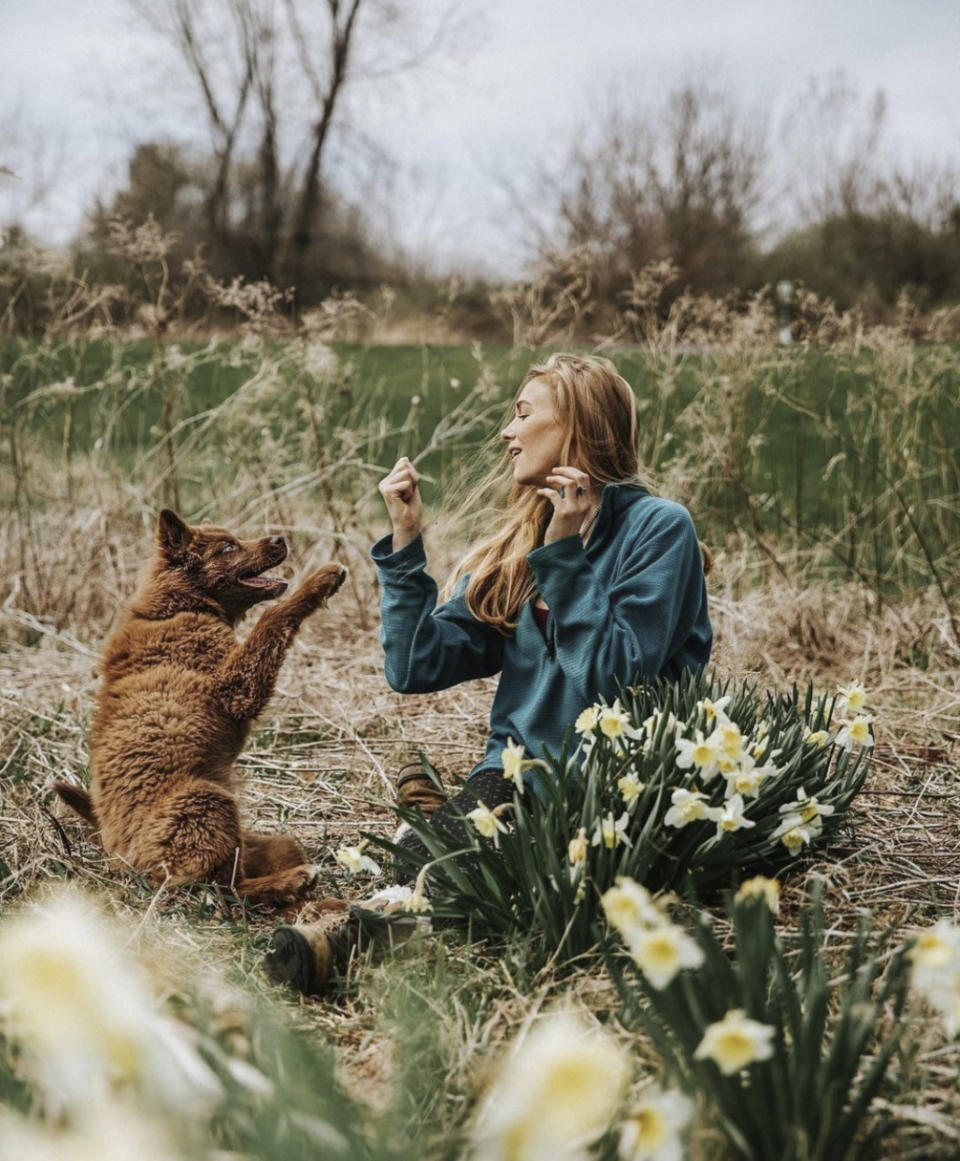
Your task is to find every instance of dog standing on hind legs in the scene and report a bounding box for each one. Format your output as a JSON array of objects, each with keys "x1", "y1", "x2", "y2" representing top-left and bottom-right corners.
[{"x1": 54, "y1": 509, "x2": 346, "y2": 904}]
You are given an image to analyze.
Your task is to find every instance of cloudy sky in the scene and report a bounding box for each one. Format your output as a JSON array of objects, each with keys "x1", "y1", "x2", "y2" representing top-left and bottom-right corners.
[{"x1": 2, "y1": 0, "x2": 959, "y2": 275}]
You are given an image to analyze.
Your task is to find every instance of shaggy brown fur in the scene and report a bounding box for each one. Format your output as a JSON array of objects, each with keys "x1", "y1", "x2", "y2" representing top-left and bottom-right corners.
[{"x1": 54, "y1": 509, "x2": 346, "y2": 903}]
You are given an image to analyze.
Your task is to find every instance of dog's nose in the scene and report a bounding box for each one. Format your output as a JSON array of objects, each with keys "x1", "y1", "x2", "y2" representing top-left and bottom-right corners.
[{"x1": 269, "y1": 536, "x2": 286, "y2": 551}]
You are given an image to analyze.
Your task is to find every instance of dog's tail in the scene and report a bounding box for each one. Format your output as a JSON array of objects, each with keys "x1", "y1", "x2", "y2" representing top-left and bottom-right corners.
[{"x1": 52, "y1": 781, "x2": 98, "y2": 825}]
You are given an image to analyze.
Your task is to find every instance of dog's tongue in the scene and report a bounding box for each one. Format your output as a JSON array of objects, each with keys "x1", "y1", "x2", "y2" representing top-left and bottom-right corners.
[{"x1": 239, "y1": 574, "x2": 288, "y2": 594}]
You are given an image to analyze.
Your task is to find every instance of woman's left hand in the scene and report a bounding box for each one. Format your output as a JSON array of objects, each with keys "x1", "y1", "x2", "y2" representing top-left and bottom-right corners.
[{"x1": 538, "y1": 467, "x2": 596, "y2": 545}]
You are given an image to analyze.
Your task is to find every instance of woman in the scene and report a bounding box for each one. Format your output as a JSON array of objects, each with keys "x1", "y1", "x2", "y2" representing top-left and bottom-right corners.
[{"x1": 265, "y1": 353, "x2": 712, "y2": 992}]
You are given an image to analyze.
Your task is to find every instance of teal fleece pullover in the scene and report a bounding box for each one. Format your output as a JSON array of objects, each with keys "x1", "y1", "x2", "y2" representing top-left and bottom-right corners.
[{"x1": 370, "y1": 484, "x2": 712, "y2": 787}]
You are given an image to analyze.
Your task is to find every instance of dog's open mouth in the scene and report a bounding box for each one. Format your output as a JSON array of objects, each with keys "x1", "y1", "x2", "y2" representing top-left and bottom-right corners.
[{"x1": 237, "y1": 566, "x2": 288, "y2": 597}]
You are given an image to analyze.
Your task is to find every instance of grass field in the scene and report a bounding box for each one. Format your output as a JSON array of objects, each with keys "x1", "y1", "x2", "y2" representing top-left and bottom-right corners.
[{"x1": 1, "y1": 332, "x2": 958, "y2": 1159}]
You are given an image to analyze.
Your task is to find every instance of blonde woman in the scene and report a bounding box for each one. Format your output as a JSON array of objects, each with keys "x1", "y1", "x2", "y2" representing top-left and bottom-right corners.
[{"x1": 266, "y1": 354, "x2": 712, "y2": 992}]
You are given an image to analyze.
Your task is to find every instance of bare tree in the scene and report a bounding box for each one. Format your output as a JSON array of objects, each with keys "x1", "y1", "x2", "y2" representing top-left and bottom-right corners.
[
  {"x1": 531, "y1": 83, "x2": 769, "y2": 301},
  {"x1": 127, "y1": 0, "x2": 468, "y2": 296}
]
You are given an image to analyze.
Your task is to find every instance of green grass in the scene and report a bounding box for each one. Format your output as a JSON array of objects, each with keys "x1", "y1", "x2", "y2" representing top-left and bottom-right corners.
[{"x1": 3, "y1": 337, "x2": 957, "y2": 606}]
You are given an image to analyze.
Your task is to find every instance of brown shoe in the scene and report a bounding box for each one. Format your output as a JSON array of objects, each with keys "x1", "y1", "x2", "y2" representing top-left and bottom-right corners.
[
  {"x1": 263, "y1": 895, "x2": 424, "y2": 996},
  {"x1": 396, "y1": 759, "x2": 447, "y2": 819},
  {"x1": 263, "y1": 902, "x2": 353, "y2": 995}
]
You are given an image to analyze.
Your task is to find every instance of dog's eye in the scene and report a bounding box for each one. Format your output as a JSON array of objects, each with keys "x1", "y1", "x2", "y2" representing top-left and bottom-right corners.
[{"x1": 219, "y1": 543, "x2": 238, "y2": 555}]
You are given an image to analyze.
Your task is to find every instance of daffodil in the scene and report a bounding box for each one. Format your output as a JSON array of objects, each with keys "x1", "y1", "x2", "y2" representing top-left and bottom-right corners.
[
  {"x1": 568, "y1": 827, "x2": 588, "y2": 867},
  {"x1": 575, "y1": 704, "x2": 601, "y2": 735},
  {"x1": 836, "y1": 680, "x2": 868, "y2": 717},
  {"x1": 618, "y1": 1085, "x2": 693, "y2": 1161},
  {"x1": 694, "y1": 1008, "x2": 776, "y2": 1074},
  {"x1": 0, "y1": 887, "x2": 221, "y2": 1114},
  {"x1": 467, "y1": 802, "x2": 509, "y2": 845},
  {"x1": 777, "y1": 787, "x2": 835, "y2": 829},
  {"x1": 598, "y1": 699, "x2": 641, "y2": 742},
  {"x1": 404, "y1": 866, "x2": 433, "y2": 915},
  {"x1": 735, "y1": 875, "x2": 781, "y2": 913},
  {"x1": 835, "y1": 715, "x2": 874, "y2": 750},
  {"x1": 500, "y1": 737, "x2": 548, "y2": 790},
  {"x1": 695, "y1": 694, "x2": 731, "y2": 728},
  {"x1": 663, "y1": 787, "x2": 710, "y2": 828},
  {"x1": 751, "y1": 735, "x2": 770, "y2": 760},
  {"x1": 0, "y1": 1105, "x2": 185, "y2": 1161},
  {"x1": 601, "y1": 878, "x2": 664, "y2": 935},
  {"x1": 909, "y1": 920, "x2": 960, "y2": 976},
  {"x1": 627, "y1": 923, "x2": 705, "y2": 989},
  {"x1": 592, "y1": 810, "x2": 631, "y2": 849},
  {"x1": 802, "y1": 726, "x2": 831, "y2": 748},
  {"x1": 335, "y1": 842, "x2": 381, "y2": 876},
  {"x1": 618, "y1": 771, "x2": 645, "y2": 807},
  {"x1": 706, "y1": 793, "x2": 755, "y2": 838},
  {"x1": 643, "y1": 710, "x2": 678, "y2": 737},
  {"x1": 472, "y1": 1011, "x2": 629, "y2": 1161},
  {"x1": 501, "y1": 737, "x2": 528, "y2": 789},
  {"x1": 723, "y1": 755, "x2": 775, "y2": 799},
  {"x1": 714, "y1": 721, "x2": 745, "y2": 760},
  {"x1": 773, "y1": 816, "x2": 817, "y2": 854},
  {"x1": 675, "y1": 730, "x2": 721, "y2": 781}
]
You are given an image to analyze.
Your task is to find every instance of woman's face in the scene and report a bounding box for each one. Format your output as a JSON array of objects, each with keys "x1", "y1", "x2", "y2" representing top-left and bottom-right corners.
[{"x1": 501, "y1": 376, "x2": 567, "y2": 487}]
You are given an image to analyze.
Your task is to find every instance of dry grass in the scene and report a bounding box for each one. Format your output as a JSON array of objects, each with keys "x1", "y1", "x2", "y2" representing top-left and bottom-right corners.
[
  {"x1": 2, "y1": 276, "x2": 959, "y2": 1151},
  {"x1": 1, "y1": 507, "x2": 958, "y2": 1155}
]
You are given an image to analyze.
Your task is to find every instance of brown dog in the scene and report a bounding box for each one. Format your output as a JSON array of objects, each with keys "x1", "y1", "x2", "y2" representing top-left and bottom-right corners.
[{"x1": 54, "y1": 510, "x2": 345, "y2": 903}]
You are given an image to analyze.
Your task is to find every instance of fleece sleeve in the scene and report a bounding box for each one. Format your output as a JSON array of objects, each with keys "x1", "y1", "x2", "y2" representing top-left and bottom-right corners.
[
  {"x1": 526, "y1": 502, "x2": 706, "y2": 703},
  {"x1": 371, "y1": 533, "x2": 504, "y2": 694}
]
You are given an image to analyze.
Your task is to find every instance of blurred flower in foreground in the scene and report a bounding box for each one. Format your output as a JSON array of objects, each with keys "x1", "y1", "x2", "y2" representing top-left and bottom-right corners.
[
  {"x1": 602, "y1": 879, "x2": 664, "y2": 935},
  {"x1": 617, "y1": 1085, "x2": 693, "y2": 1161},
  {"x1": 909, "y1": 919, "x2": 960, "y2": 1037},
  {"x1": 472, "y1": 1011, "x2": 628, "y2": 1161},
  {"x1": 0, "y1": 888, "x2": 220, "y2": 1114},
  {"x1": 735, "y1": 876, "x2": 781, "y2": 914},
  {"x1": 627, "y1": 923, "x2": 704, "y2": 990},
  {"x1": 602, "y1": 879, "x2": 703, "y2": 989},
  {"x1": 0, "y1": 1104, "x2": 184, "y2": 1161},
  {"x1": 693, "y1": 1009, "x2": 776, "y2": 1075}
]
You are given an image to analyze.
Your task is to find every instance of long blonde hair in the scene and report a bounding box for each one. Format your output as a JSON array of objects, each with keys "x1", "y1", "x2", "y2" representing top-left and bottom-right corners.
[{"x1": 445, "y1": 353, "x2": 649, "y2": 634}]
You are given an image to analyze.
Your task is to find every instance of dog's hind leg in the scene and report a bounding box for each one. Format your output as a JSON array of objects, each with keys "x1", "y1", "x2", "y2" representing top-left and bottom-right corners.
[
  {"x1": 138, "y1": 783, "x2": 317, "y2": 904},
  {"x1": 137, "y1": 780, "x2": 245, "y2": 888},
  {"x1": 242, "y1": 831, "x2": 310, "y2": 876}
]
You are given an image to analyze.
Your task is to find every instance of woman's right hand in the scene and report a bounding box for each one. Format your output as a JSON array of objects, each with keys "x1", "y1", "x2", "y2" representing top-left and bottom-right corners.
[{"x1": 378, "y1": 456, "x2": 423, "y2": 550}]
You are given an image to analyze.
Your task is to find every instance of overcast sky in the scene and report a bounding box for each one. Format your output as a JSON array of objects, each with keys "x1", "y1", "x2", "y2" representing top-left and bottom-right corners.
[{"x1": 2, "y1": 0, "x2": 959, "y2": 276}]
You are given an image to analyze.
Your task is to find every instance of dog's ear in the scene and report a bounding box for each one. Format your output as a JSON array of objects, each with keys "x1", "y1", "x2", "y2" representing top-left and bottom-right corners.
[{"x1": 157, "y1": 509, "x2": 192, "y2": 559}]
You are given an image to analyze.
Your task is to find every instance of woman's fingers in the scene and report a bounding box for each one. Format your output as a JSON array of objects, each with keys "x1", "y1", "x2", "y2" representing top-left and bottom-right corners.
[
  {"x1": 379, "y1": 456, "x2": 421, "y2": 504},
  {"x1": 548, "y1": 466, "x2": 591, "y2": 494},
  {"x1": 543, "y1": 471, "x2": 592, "y2": 507}
]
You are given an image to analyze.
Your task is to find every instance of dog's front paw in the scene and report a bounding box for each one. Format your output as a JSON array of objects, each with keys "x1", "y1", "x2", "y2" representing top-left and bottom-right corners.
[{"x1": 294, "y1": 563, "x2": 348, "y2": 611}]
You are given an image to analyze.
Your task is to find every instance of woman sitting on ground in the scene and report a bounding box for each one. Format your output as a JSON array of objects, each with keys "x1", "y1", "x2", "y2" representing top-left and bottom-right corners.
[{"x1": 266, "y1": 352, "x2": 713, "y2": 992}]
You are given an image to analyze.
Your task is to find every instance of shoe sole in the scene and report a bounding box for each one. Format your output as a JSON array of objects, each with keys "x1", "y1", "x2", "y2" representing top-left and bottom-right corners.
[{"x1": 264, "y1": 925, "x2": 321, "y2": 995}]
